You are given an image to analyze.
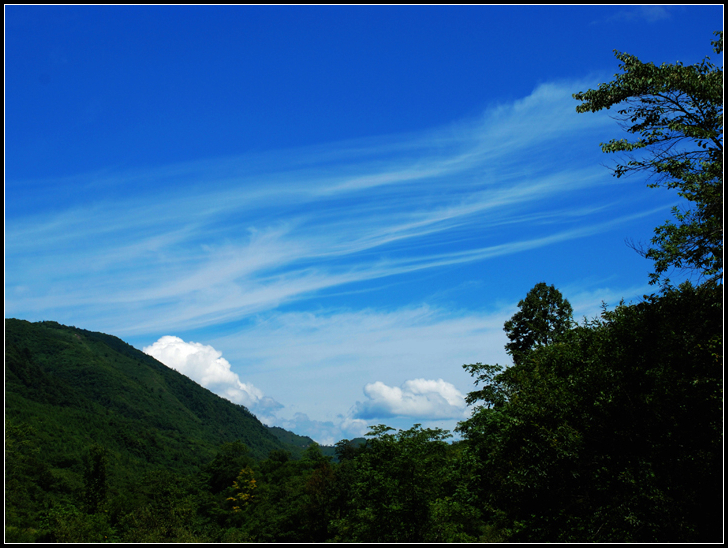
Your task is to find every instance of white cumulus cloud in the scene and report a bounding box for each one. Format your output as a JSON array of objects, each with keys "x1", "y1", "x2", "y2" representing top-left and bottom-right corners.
[
  {"x1": 143, "y1": 335, "x2": 282, "y2": 420},
  {"x1": 352, "y1": 378, "x2": 468, "y2": 420}
]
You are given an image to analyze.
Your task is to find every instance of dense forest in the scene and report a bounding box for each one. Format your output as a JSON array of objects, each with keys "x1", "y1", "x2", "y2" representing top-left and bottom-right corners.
[{"x1": 5, "y1": 33, "x2": 723, "y2": 543}]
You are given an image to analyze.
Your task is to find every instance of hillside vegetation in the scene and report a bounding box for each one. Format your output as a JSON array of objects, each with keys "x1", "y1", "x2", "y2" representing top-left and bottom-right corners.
[
  {"x1": 5, "y1": 318, "x2": 340, "y2": 541},
  {"x1": 5, "y1": 280, "x2": 722, "y2": 542},
  {"x1": 6, "y1": 319, "x2": 299, "y2": 464}
]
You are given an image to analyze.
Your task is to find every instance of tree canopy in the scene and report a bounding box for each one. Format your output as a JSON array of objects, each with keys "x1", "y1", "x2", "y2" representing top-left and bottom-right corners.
[
  {"x1": 503, "y1": 282, "x2": 573, "y2": 365},
  {"x1": 573, "y1": 31, "x2": 723, "y2": 285},
  {"x1": 458, "y1": 282, "x2": 722, "y2": 541}
]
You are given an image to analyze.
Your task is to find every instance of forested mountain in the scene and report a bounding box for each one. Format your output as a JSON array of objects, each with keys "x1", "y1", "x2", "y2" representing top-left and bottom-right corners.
[
  {"x1": 5, "y1": 318, "x2": 341, "y2": 540},
  {"x1": 6, "y1": 282, "x2": 722, "y2": 542},
  {"x1": 6, "y1": 318, "x2": 307, "y2": 464}
]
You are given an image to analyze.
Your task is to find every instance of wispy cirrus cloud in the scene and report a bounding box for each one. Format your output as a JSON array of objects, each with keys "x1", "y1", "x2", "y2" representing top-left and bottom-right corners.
[
  {"x1": 600, "y1": 6, "x2": 672, "y2": 24},
  {"x1": 6, "y1": 79, "x2": 654, "y2": 340}
]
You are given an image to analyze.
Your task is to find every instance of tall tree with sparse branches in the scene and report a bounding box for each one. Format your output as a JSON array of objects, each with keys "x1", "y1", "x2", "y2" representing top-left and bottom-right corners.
[{"x1": 573, "y1": 31, "x2": 723, "y2": 285}]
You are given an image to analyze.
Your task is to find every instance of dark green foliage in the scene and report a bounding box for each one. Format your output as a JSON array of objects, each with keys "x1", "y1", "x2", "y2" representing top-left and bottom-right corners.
[
  {"x1": 5, "y1": 318, "x2": 290, "y2": 469},
  {"x1": 573, "y1": 31, "x2": 723, "y2": 285},
  {"x1": 5, "y1": 419, "x2": 57, "y2": 540},
  {"x1": 174, "y1": 427, "x2": 487, "y2": 543},
  {"x1": 6, "y1": 292, "x2": 719, "y2": 542},
  {"x1": 267, "y1": 426, "x2": 339, "y2": 460},
  {"x1": 5, "y1": 287, "x2": 721, "y2": 540},
  {"x1": 267, "y1": 425, "x2": 315, "y2": 448},
  {"x1": 3, "y1": 318, "x2": 326, "y2": 541},
  {"x1": 83, "y1": 445, "x2": 109, "y2": 514},
  {"x1": 330, "y1": 424, "x2": 482, "y2": 542},
  {"x1": 115, "y1": 470, "x2": 213, "y2": 542},
  {"x1": 458, "y1": 282, "x2": 722, "y2": 542},
  {"x1": 334, "y1": 437, "x2": 367, "y2": 461},
  {"x1": 203, "y1": 440, "x2": 254, "y2": 494},
  {"x1": 503, "y1": 282, "x2": 574, "y2": 365},
  {"x1": 5, "y1": 342, "x2": 76, "y2": 407},
  {"x1": 38, "y1": 503, "x2": 116, "y2": 543}
]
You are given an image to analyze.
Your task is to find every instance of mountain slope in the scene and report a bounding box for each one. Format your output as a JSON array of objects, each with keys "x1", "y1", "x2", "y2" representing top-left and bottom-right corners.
[{"x1": 5, "y1": 318, "x2": 298, "y2": 477}]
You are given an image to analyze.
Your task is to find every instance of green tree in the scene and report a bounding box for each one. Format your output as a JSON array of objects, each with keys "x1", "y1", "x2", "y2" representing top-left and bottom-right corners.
[
  {"x1": 83, "y1": 445, "x2": 109, "y2": 514},
  {"x1": 41, "y1": 502, "x2": 115, "y2": 543},
  {"x1": 331, "y1": 424, "x2": 480, "y2": 542},
  {"x1": 229, "y1": 446, "x2": 332, "y2": 542},
  {"x1": 457, "y1": 283, "x2": 722, "y2": 542},
  {"x1": 334, "y1": 438, "x2": 362, "y2": 462},
  {"x1": 5, "y1": 419, "x2": 56, "y2": 541},
  {"x1": 204, "y1": 440, "x2": 254, "y2": 494},
  {"x1": 301, "y1": 442, "x2": 332, "y2": 465},
  {"x1": 301, "y1": 447, "x2": 338, "y2": 542},
  {"x1": 503, "y1": 282, "x2": 573, "y2": 365},
  {"x1": 116, "y1": 469, "x2": 210, "y2": 542},
  {"x1": 573, "y1": 31, "x2": 723, "y2": 285}
]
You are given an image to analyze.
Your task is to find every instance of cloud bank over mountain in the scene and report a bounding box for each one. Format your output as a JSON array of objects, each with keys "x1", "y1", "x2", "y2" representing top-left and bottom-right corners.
[
  {"x1": 143, "y1": 336, "x2": 283, "y2": 422},
  {"x1": 143, "y1": 335, "x2": 470, "y2": 442}
]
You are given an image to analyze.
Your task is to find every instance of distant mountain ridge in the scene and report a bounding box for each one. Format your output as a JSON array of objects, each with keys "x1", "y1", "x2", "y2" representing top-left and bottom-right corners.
[{"x1": 5, "y1": 318, "x2": 328, "y2": 478}]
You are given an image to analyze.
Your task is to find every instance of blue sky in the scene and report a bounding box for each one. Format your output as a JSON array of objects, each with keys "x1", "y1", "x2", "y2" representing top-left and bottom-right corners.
[{"x1": 5, "y1": 6, "x2": 722, "y2": 444}]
